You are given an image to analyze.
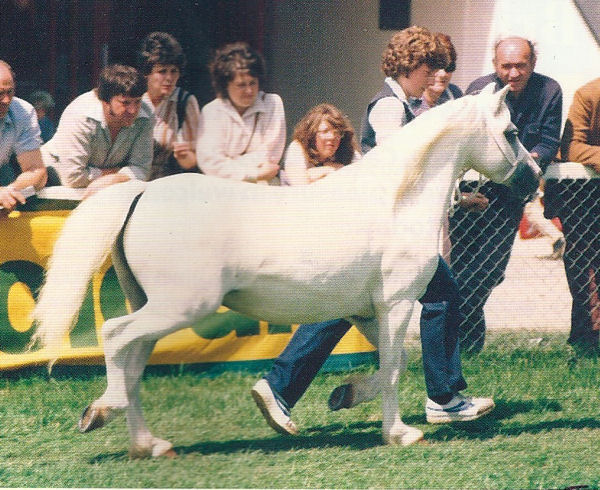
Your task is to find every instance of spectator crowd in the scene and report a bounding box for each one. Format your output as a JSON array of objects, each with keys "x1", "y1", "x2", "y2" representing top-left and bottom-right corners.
[{"x1": 2, "y1": 25, "x2": 600, "y2": 436}]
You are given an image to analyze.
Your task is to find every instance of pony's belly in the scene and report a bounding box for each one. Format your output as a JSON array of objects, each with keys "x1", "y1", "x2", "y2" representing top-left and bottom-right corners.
[{"x1": 222, "y1": 279, "x2": 373, "y2": 325}]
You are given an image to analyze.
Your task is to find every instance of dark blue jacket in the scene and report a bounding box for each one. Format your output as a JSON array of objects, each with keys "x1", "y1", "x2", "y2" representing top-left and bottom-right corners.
[
  {"x1": 466, "y1": 72, "x2": 562, "y2": 170},
  {"x1": 360, "y1": 83, "x2": 414, "y2": 154}
]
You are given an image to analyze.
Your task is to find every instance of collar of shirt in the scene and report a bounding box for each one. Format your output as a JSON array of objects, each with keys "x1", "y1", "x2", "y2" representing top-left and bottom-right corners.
[
  {"x1": 384, "y1": 77, "x2": 409, "y2": 104},
  {"x1": 221, "y1": 90, "x2": 268, "y2": 121},
  {"x1": 384, "y1": 77, "x2": 422, "y2": 118},
  {"x1": 142, "y1": 87, "x2": 180, "y2": 114}
]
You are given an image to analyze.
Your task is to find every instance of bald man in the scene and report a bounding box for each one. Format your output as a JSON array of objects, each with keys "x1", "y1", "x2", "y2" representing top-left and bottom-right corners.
[
  {"x1": 0, "y1": 60, "x2": 47, "y2": 212},
  {"x1": 449, "y1": 36, "x2": 562, "y2": 352}
]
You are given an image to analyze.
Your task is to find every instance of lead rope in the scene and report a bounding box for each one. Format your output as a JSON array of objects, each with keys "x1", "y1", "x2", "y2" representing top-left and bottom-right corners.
[{"x1": 449, "y1": 170, "x2": 488, "y2": 217}]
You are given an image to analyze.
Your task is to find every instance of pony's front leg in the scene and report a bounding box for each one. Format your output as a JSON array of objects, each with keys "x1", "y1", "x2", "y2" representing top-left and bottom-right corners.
[
  {"x1": 328, "y1": 351, "x2": 408, "y2": 411},
  {"x1": 378, "y1": 300, "x2": 423, "y2": 446}
]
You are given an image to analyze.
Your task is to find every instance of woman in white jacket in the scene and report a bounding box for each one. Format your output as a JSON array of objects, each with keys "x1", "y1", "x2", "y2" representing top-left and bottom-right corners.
[{"x1": 196, "y1": 42, "x2": 285, "y2": 183}]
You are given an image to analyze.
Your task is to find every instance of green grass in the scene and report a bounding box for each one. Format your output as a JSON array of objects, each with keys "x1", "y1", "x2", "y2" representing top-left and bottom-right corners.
[{"x1": 1, "y1": 333, "x2": 600, "y2": 488}]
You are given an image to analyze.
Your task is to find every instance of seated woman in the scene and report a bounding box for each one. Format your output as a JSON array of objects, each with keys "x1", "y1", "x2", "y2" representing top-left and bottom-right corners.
[
  {"x1": 281, "y1": 103, "x2": 359, "y2": 186},
  {"x1": 138, "y1": 32, "x2": 201, "y2": 179},
  {"x1": 196, "y1": 42, "x2": 285, "y2": 183}
]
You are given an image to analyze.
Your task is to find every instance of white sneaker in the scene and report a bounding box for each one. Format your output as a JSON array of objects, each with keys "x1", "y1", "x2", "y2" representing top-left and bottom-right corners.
[
  {"x1": 425, "y1": 393, "x2": 495, "y2": 424},
  {"x1": 251, "y1": 379, "x2": 299, "y2": 435}
]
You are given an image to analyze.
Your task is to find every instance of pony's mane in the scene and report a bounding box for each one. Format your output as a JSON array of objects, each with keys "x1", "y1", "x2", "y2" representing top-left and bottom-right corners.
[{"x1": 388, "y1": 94, "x2": 480, "y2": 205}]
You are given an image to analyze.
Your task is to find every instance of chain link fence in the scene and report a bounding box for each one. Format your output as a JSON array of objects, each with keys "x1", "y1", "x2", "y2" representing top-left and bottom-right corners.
[{"x1": 405, "y1": 163, "x2": 600, "y2": 354}]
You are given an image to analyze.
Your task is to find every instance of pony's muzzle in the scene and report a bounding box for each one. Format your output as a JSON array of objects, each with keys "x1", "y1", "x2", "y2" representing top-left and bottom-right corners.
[{"x1": 503, "y1": 158, "x2": 541, "y2": 201}]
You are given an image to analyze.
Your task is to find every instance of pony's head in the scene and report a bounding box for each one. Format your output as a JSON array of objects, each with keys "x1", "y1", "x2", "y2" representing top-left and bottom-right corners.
[{"x1": 468, "y1": 83, "x2": 541, "y2": 200}]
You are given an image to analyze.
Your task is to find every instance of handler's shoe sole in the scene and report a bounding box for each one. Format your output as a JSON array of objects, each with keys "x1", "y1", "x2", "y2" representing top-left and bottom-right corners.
[
  {"x1": 251, "y1": 379, "x2": 299, "y2": 436},
  {"x1": 426, "y1": 394, "x2": 495, "y2": 424}
]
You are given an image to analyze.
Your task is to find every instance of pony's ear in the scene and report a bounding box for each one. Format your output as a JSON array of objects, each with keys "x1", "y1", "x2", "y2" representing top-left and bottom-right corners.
[
  {"x1": 492, "y1": 84, "x2": 511, "y2": 115},
  {"x1": 480, "y1": 82, "x2": 497, "y2": 95}
]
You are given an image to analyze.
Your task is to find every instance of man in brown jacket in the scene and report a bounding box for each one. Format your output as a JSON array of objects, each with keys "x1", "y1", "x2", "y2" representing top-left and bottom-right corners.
[{"x1": 546, "y1": 78, "x2": 600, "y2": 353}]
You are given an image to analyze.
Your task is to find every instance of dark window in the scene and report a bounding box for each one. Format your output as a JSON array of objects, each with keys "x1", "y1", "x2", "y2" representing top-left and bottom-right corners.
[{"x1": 379, "y1": 0, "x2": 411, "y2": 30}]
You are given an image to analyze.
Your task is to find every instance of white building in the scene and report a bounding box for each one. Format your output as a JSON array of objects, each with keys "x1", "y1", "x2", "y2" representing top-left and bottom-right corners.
[{"x1": 264, "y1": 0, "x2": 600, "y2": 134}]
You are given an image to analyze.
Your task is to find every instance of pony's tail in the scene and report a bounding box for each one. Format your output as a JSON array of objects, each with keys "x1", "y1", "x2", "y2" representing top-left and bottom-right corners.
[{"x1": 31, "y1": 179, "x2": 148, "y2": 361}]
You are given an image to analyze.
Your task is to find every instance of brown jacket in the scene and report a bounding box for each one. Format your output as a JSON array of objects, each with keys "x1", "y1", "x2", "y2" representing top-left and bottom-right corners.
[{"x1": 561, "y1": 77, "x2": 600, "y2": 165}]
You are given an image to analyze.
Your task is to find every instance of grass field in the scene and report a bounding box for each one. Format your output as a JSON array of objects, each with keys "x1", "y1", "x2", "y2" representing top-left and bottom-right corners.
[{"x1": 1, "y1": 333, "x2": 600, "y2": 489}]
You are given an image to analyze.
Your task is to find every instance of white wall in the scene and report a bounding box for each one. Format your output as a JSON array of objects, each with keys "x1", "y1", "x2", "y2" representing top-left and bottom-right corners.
[
  {"x1": 264, "y1": 1, "x2": 389, "y2": 139},
  {"x1": 483, "y1": 0, "x2": 600, "y2": 125},
  {"x1": 264, "y1": 0, "x2": 600, "y2": 140}
]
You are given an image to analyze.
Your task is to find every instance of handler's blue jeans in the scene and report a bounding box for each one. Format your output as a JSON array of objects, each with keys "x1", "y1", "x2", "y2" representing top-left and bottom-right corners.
[{"x1": 264, "y1": 256, "x2": 467, "y2": 410}]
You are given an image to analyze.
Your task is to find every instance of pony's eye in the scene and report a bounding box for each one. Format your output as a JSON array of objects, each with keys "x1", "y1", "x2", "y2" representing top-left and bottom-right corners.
[{"x1": 504, "y1": 128, "x2": 518, "y2": 145}]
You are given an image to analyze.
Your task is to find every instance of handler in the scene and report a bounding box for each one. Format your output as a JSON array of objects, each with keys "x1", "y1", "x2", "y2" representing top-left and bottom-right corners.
[
  {"x1": 0, "y1": 60, "x2": 47, "y2": 212},
  {"x1": 252, "y1": 27, "x2": 494, "y2": 435}
]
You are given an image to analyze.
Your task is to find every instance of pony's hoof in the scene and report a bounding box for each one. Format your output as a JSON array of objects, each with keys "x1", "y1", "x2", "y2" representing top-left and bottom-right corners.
[
  {"x1": 152, "y1": 438, "x2": 174, "y2": 458},
  {"x1": 162, "y1": 449, "x2": 178, "y2": 459},
  {"x1": 328, "y1": 384, "x2": 354, "y2": 411},
  {"x1": 129, "y1": 438, "x2": 174, "y2": 459},
  {"x1": 78, "y1": 405, "x2": 112, "y2": 433},
  {"x1": 383, "y1": 427, "x2": 424, "y2": 446}
]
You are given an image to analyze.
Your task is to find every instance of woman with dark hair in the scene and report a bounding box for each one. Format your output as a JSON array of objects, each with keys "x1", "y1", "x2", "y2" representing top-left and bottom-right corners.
[
  {"x1": 196, "y1": 42, "x2": 285, "y2": 183},
  {"x1": 282, "y1": 103, "x2": 360, "y2": 185},
  {"x1": 138, "y1": 31, "x2": 200, "y2": 179},
  {"x1": 414, "y1": 33, "x2": 463, "y2": 115}
]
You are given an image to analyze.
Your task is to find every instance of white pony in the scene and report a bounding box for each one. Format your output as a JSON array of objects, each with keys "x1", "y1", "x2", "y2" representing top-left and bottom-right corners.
[{"x1": 33, "y1": 83, "x2": 539, "y2": 458}]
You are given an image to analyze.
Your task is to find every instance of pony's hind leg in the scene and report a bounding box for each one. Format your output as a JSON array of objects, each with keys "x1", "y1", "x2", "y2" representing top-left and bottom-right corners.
[
  {"x1": 78, "y1": 313, "x2": 139, "y2": 433},
  {"x1": 79, "y1": 306, "x2": 181, "y2": 431},
  {"x1": 123, "y1": 339, "x2": 176, "y2": 459},
  {"x1": 85, "y1": 299, "x2": 219, "y2": 457},
  {"x1": 78, "y1": 255, "x2": 150, "y2": 434}
]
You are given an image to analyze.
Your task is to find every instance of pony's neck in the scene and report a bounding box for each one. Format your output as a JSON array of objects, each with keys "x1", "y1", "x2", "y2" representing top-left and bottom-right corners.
[
  {"x1": 411, "y1": 144, "x2": 464, "y2": 234},
  {"x1": 387, "y1": 118, "x2": 469, "y2": 246}
]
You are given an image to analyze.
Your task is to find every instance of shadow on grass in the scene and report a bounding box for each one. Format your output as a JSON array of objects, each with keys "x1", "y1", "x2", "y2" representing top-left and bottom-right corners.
[
  {"x1": 178, "y1": 425, "x2": 384, "y2": 456},
  {"x1": 89, "y1": 421, "x2": 384, "y2": 462},
  {"x1": 426, "y1": 415, "x2": 600, "y2": 443},
  {"x1": 88, "y1": 398, "x2": 600, "y2": 462},
  {"x1": 414, "y1": 398, "x2": 600, "y2": 443}
]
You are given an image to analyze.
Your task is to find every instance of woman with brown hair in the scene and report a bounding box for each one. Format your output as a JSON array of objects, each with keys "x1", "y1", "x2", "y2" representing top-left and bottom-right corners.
[
  {"x1": 196, "y1": 41, "x2": 285, "y2": 183},
  {"x1": 414, "y1": 33, "x2": 463, "y2": 115},
  {"x1": 138, "y1": 32, "x2": 201, "y2": 179},
  {"x1": 282, "y1": 103, "x2": 359, "y2": 185}
]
